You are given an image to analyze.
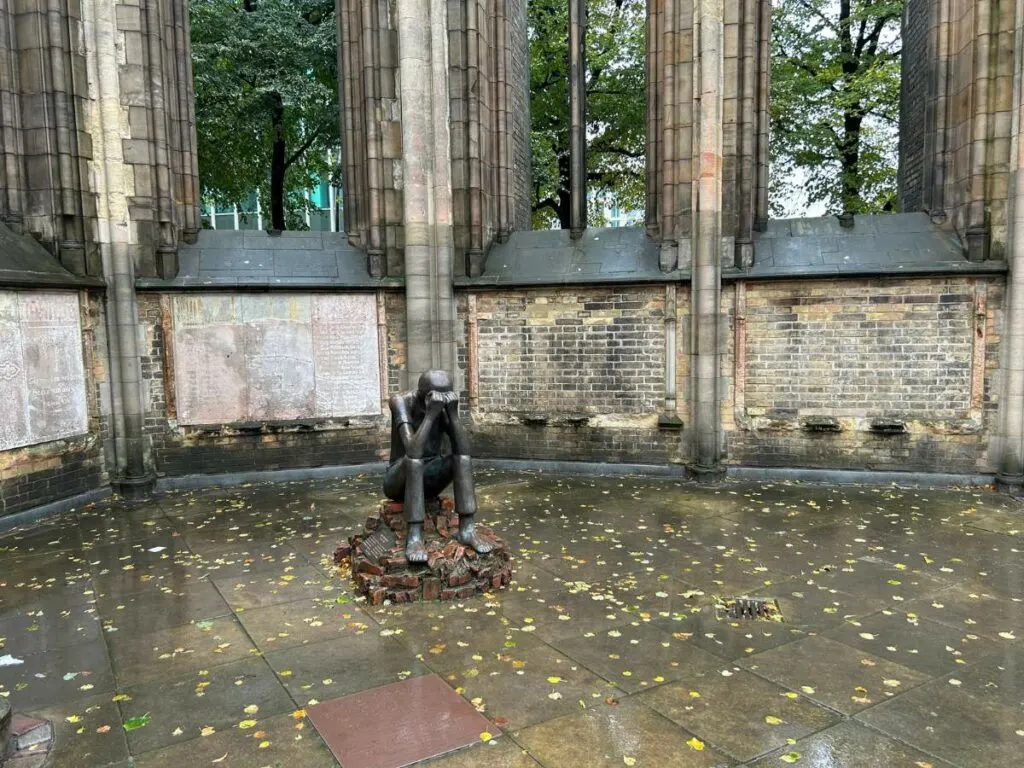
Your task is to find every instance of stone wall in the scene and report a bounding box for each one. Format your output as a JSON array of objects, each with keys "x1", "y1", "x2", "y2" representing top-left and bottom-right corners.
[
  {"x1": 0, "y1": 291, "x2": 109, "y2": 516},
  {"x1": 137, "y1": 291, "x2": 403, "y2": 478},
  {"x1": 127, "y1": 275, "x2": 1009, "y2": 481},
  {"x1": 899, "y1": 0, "x2": 930, "y2": 213}
]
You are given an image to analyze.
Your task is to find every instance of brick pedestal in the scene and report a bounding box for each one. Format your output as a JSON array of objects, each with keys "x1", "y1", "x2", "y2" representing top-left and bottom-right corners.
[{"x1": 336, "y1": 497, "x2": 513, "y2": 605}]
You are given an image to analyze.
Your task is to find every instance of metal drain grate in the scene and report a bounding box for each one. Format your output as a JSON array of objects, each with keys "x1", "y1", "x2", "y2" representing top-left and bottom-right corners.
[{"x1": 719, "y1": 598, "x2": 783, "y2": 622}]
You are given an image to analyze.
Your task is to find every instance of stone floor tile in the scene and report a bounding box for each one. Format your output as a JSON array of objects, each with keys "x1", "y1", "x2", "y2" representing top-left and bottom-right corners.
[
  {"x1": 738, "y1": 635, "x2": 932, "y2": 715},
  {"x1": 943, "y1": 648, "x2": 1024, "y2": 708},
  {"x1": 857, "y1": 682, "x2": 1023, "y2": 768},
  {"x1": 824, "y1": 607, "x2": 1001, "y2": 676},
  {"x1": 117, "y1": 657, "x2": 294, "y2": 754},
  {"x1": 0, "y1": 601, "x2": 102, "y2": 657},
  {"x1": 212, "y1": 565, "x2": 334, "y2": 611},
  {"x1": 550, "y1": 621, "x2": 723, "y2": 693},
  {"x1": 0, "y1": 557, "x2": 96, "y2": 612},
  {"x1": 809, "y1": 555, "x2": 950, "y2": 604},
  {"x1": 421, "y1": 738, "x2": 543, "y2": 767},
  {"x1": 637, "y1": 669, "x2": 839, "y2": 763},
  {"x1": 901, "y1": 586, "x2": 1024, "y2": 643},
  {"x1": 97, "y1": 581, "x2": 231, "y2": 635},
  {"x1": 307, "y1": 674, "x2": 492, "y2": 768},
  {"x1": 497, "y1": 579, "x2": 645, "y2": 643},
  {"x1": 427, "y1": 633, "x2": 612, "y2": 731},
  {"x1": 20, "y1": 692, "x2": 129, "y2": 768},
  {"x1": 658, "y1": 582, "x2": 887, "y2": 662},
  {"x1": 512, "y1": 697, "x2": 733, "y2": 768},
  {"x1": 188, "y1": 543, "x2": 308, "y2": 580},
  {"x1": 106, "y1": 616, "x2": 256, "y2": 686},
  {"x1": 745, "y1": 720, "x2": 956, "y2": 768},
  {"x1": 131, "y1": 711, "x2": 337, "y2": 768},
  {"x1": 237, "y1": 598, "x2": 375, "y2": 653},
  {"x1": 0, "y1": 639, "x2": 114, "y2": 710},
  {"x1": 264, "y1": 634, "x2": 429, "y2": 705}
]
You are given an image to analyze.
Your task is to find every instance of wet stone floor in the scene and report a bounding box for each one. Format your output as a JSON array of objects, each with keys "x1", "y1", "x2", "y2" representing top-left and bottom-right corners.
[{"x1": 0, "y1": 471, "x2": 1022, "y2": 768}]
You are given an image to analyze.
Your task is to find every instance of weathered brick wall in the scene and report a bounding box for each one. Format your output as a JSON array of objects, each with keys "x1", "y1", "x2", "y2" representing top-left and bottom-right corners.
[
  {"x1": 463, "y1": 286, "x2": 685, "y2": 464},
  {"x1": 473, "y1": 288, "x2": 666, "y2": 413},
  {"x1": 725, "y1": 277, "x2": 1004, "y2": 473},
  {"x1": 898, "y1": 0, "x2": 929, "y2": 212},
  {"x1": 125, "y1": 276, "x2": 1008, "y2": 481},
  {"x1": 138, "y1": 291, "x2": 402, "y2": 477},
  {"x1": 0, "y1": 293, "x2": 110, "y2": 516}
]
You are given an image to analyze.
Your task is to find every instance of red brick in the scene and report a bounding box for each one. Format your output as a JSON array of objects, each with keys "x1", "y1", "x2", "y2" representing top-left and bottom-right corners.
[
  {"x1": 422, "y1": 577, "x2": 442, "y2": 601},
  {"x1": 382, "y1": 574, "x2": 421, "y2": 589}
]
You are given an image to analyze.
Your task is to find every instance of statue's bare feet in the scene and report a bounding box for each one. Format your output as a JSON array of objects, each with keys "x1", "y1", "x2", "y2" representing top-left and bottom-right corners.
[
  {"x1": 457, "y1": 516, "x2": 494, "y2": 554},
  {"x1": 406, "y1": 524, "x2": 428, "y2": 564}
]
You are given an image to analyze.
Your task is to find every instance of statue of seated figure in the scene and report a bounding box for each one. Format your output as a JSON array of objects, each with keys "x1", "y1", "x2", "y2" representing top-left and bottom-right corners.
[{"x1": 383, "y1": 370, "x2": 494, "y2": 563}]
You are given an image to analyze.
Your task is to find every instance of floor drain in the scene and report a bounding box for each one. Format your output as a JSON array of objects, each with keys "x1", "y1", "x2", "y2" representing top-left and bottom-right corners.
[{"x1": 718, "y1": 598, "x2": 783, "y2": 622}]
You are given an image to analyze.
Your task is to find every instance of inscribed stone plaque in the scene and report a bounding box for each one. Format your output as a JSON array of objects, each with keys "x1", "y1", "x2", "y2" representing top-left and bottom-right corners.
[
  {"x1": 312, "y1": 295, "x2": 381, "y2": 417},
  {"x1": 172, "y1": 293, "x2": 381, "y2": 425},
  {"x1": 0, "y1": 291, "x2": 87, "y2": 451},
  {"x1": 360, "y1": 527, "x2": 396, "y2": 563}
]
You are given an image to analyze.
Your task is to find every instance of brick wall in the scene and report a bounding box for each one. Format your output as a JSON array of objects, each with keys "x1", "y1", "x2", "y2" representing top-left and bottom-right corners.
[
  {"x1": 725, "y1": 277, "x2": 1003, "y2": 473},
  {"x1": 0, "y1": 293, "x2": 110, "y2": 517},
  {"x1": 473, "y1": 288, "x2": 666, "y2": 413},
  {"x1": 463, "y1": 286, "x2": 685, "y2": 464},
  {"x1": 127, "y1": 276, "x2": 1008, "y2": 481}
]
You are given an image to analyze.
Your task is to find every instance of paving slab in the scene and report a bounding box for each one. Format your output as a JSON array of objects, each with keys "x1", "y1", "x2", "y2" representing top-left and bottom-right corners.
[{"x1": 307, "y1": 674, "x2": 493, "y2": 768}]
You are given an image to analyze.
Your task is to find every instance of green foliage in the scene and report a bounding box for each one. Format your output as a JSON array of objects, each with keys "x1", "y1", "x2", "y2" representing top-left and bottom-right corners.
[
  {"x1": 771, "y1": 0, "x2": 903, "y2": 217},
  {"x1": 190, "y1": 0, "x2": 338, "y2": 230},
  {"x1": 529, "y1": 0, "x2": 646, "y2": 229}
]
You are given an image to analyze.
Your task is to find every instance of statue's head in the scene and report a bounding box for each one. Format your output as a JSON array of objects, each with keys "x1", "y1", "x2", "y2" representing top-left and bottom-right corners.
[{"x1": 416, "y1": 370, "x2": 452, "y2": 402}]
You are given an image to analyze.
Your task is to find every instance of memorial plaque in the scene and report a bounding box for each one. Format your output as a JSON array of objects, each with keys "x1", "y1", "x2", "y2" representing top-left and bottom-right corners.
[
  {"x1": 312, "y1": 295, "x2": 381, "y2": 417},
  {"x1": 173, "y1": 293, "x2": 382, "y2": 425},
  {"x1": 0, "y1": 291, "x2": 87, "y2": 451},
  {"x1": 360, "y1": 528, "x2": 396, "y2": 563}
]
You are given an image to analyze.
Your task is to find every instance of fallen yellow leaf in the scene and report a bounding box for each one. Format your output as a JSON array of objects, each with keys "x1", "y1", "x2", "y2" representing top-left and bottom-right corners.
[{"x1": 686, "y1": 737, "x2": 705, "y2": 751}]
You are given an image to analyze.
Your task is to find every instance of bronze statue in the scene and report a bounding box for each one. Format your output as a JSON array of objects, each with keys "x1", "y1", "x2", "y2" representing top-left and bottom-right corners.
[{"x1": 384, "y1": 370, "x2": 494, "y2": 563}]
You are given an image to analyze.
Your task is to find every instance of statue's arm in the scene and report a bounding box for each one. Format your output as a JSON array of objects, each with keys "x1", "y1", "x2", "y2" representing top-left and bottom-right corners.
[
  {"x1": 391, "y1": 395, "x2": 437, "y2": 460},
  {"x1": 441, "y1": 394, "x2": 471, "y2": 455}
]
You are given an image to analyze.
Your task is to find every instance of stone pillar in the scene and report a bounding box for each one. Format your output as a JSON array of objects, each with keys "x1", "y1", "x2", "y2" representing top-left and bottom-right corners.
[
  {"x1": 399, "y1": 0, "x2": 457, "y2": 376},
  {"x1": 996, "y1": 0, "x2": 1024, "y2": 493},
  {"x1": 647, "y1": 0, "x2": 769, "y2": 271},
  {"x1": 689, "y1": 0, "x2": 724, "y2": 479},
  {"x1": 568, "y1": 0, "x2": 586, "y2": 239}
]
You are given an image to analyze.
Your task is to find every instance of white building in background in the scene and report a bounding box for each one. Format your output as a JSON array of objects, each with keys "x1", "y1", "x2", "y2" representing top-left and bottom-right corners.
[
  {"x1": 590, "y1": 190, "x2": 643, "y2": 228},
  {"x1": 201, "y1": 178, "x2": 342, "y2": 232}
]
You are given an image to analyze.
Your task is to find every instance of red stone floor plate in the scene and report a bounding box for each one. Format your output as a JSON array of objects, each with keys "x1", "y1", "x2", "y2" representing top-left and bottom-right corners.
[{"x1": 307, "y1": 673, "x2": 492, "y2": 768}]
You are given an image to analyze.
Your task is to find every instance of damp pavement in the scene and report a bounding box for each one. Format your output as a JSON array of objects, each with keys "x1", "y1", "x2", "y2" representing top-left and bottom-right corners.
[{"x1": 0, "y1": 470, "x2": 1021, "y2": 767}]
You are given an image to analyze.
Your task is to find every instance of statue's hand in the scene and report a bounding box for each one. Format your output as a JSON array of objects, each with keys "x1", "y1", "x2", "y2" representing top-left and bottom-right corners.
[
  {"x1": 442, "y1": 391, "x2": 459, "y2": 414},
  {"x1": 425, "y1": 389, "x2": 446, "y2": 417}
]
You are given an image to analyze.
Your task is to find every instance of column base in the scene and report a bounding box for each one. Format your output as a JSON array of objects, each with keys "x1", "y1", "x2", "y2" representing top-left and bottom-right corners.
[
  {"x1": 996, "y1": 473, "x2": 1024, "y2": 496},
  {"x1": 689, "y1": 463, "x2": 726, "y2": 484},
  {"x1": 113, "y1": 473, "x2": 156, "y2": 500}
]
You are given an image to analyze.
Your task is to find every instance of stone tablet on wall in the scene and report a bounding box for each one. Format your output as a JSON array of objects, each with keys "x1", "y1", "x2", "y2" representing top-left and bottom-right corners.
[
  {"x1": 0, "y1": 291, "x2": 88, "y2": 451},
  {"x1": 172, "y1": 294, "x2": 381, "y2": 425}
]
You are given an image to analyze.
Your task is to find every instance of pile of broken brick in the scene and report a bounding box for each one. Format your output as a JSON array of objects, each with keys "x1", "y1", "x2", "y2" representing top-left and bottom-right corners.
[{"x1": 334, "y1": 497, "x2": 513, "y2": 605}]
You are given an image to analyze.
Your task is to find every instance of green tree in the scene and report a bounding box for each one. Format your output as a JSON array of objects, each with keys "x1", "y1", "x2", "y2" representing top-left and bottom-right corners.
[
  {"x1": 771, "y1": 0, "x2": 902, "y2": 216},
  {"x1": 529, "y1": 0, "x2": 646, "y2": 230},
  {"x1": 190, "y1": 0, "x2": 338, "y2": 230}
]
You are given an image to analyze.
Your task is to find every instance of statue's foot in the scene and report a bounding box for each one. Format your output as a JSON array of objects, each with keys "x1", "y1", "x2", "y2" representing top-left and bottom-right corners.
[
  {"x1": 406, "y1": 524, "x2": 428, "y2": 564},
  {"x1": 457, "y1": 516, "x2": 494, "y2": 554}
]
